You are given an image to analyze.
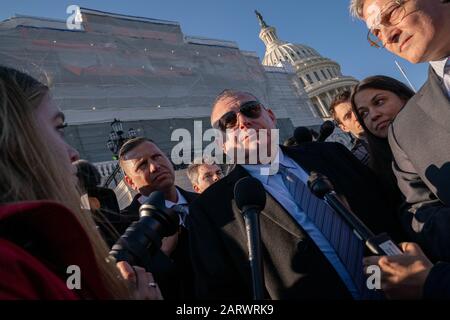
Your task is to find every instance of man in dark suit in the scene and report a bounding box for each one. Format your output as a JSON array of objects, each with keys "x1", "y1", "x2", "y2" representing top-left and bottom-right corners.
[
  {"x1": 188, "y1": 89, "x2": 405, "y2": 299},
  {"x1": 349, "y1": 0, "x2": 450, "y2": 261},
  {"x1": 118, "y1": 137, "x2": 197, "y2": 299}
]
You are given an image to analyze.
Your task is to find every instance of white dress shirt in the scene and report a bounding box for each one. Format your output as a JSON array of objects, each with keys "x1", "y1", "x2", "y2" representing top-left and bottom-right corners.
[
  {"x1": 138, "y1": 188, "x2": 188, "y2": 208},
  {"x1": 139, "y1": 188, "x2": 189, "y2": 225},
  {"x1": 430, "y1": 57, "x2": 450, "y2": 97},
  {"x1": 242, "y1": 148, "x2": 360, "y2": 299}
]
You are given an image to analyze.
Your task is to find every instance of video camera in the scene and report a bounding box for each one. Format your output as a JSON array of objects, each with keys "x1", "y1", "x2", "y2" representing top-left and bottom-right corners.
[{"x1": 109, "y1": 191, "x2": 180, "y2": 269}]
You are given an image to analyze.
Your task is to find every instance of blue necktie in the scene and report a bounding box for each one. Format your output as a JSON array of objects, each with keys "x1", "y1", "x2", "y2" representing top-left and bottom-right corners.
[{"x1": 278, "y1": 164, "x2": 374, "y2": 299}]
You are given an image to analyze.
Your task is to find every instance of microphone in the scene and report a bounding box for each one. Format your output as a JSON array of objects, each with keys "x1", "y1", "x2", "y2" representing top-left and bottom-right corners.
[
  {"x1": 317, "y1": 120, "x2": 335, "y2": 142},
  {"x1": 308, "y1": 172, "x2": 403, "y2": 256},
  {"x1": 293, "y1": 126, "x2": 313, "y2": 144},
  {"x1": 234, "y1": 176, "x2": 267, "y2": 300}
]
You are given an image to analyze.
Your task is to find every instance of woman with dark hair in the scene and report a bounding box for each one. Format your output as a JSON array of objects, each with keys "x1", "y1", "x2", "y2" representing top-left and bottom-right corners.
[
  {"x1": 74, "y1": 159, "x2": 102, "y2": 192},
  {"x1": 350, "y1": 75, "x2": 415, "y2": 208}
]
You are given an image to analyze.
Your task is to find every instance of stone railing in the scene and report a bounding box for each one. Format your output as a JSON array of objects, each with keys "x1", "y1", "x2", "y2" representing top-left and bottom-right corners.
[{"x1": 93, "y1": 160, "x2": 121, "y2": 187}]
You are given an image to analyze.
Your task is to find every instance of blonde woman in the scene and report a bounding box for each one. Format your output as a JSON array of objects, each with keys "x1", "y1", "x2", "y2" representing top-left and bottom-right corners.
[{"x1": 0, "y1": 66, "x2": 161, "y2": 299}]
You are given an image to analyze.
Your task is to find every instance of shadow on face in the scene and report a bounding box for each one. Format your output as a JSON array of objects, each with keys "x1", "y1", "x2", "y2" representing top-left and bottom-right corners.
[
  {"x1": 211, "y1": 92, "x2": 277, "y2": 164},
  {"x1": 193, "y1": 164, "x2": 223, "y2": 193},
  {"x1": 121, "y1": 141, "x2": 175, "y2": 196},
  {"x1": 353, "y1": 88, "x2": 406, "y2": 138}
]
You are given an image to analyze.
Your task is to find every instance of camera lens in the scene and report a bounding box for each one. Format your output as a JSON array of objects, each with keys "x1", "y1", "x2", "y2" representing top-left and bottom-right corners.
[{"x1": 109, "y1": 191, "x2": 180, "y2": 267}]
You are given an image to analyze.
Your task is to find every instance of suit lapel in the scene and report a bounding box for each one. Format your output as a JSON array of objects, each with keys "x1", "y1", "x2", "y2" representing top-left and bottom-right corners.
[
  {"x1": 416, "y1": 67, "x2": 450, "y2": 135},
  {"x1": 177, "y1": 187, "x2": 198, "y2": 204},
  {"x1": 227, "y1": 164, "x2": 304, "y2": 239},
  {"x1": 260, "y1": 192, "x2": 304, "y2": 238},
  {"x1": 129, "y1": 195, "x2": 141, "y2": 213}
]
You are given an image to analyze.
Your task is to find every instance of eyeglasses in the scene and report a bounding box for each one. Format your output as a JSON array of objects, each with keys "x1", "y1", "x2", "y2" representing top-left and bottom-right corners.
[
  {"x1": 213, "y1": 100, "x2": 263, "y2": 131},
  {"x1": 367, "y1": 0, "x2": 409, "y2": 48}
]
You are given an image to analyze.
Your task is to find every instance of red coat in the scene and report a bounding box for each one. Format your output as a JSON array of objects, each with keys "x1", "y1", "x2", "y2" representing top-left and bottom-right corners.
[{"x1": 0, "y1": 201, "x2": 112, "y2": 299}]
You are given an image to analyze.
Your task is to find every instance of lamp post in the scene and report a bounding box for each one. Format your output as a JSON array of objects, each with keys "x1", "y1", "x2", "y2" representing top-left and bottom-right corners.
[{"x1": 106, "y1": 118, "x2": 137, "y2": 160}]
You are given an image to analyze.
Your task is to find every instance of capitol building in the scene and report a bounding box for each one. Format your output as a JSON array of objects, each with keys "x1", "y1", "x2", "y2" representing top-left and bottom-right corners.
[
  {"x1": 256, "y1": 11, "x2": 358, "y2": 119},
  {"x1": 0, "y1": 8, "x2": 323, "y2": 165},
  {"x1": 0, "y1": 8, "x2": 354, "y2": 192}
]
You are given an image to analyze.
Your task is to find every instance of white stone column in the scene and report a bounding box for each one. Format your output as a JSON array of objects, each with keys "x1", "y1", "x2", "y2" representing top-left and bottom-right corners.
[
  {"x1": 316, "y1": 95, "x2": 328, "y2": 117},
  {"x1": 310, "y1": 97, "x2": 321, "y2": 118},
  {"x1": 323, "y1": 93, "x2": 332, "y2": 117},
  {"x1": 326, "y1": 91, "x2": 333, "y2": 104}
]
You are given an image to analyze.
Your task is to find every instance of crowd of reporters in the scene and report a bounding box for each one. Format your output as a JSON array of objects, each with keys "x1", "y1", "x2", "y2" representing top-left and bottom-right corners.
[{"x1": 0, "y1": 0, "x2": 449, "y2": 300}]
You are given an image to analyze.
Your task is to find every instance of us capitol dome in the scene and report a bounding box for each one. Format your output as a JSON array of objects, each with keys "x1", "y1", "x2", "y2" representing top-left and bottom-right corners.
[{"x1": 255, "y1": 10, "x2": 358, "y2": 120}]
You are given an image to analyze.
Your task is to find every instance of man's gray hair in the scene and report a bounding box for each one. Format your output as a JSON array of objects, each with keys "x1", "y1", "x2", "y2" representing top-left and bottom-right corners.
[
  {"x1": 212, "y1": 89, "x2": 259, "y2": 112},
  {"x1": 349, "y1": 0, "x2": 365, "y2": 19},
  {"x1": 186, "y1": 163, "x2": 201, "y2": 185},
  {"x1": 186, "y1": 156, "x2": 216, "y2": 184}
]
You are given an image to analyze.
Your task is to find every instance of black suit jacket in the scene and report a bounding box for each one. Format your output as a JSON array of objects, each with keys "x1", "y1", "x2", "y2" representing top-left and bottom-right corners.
[
  {"x1": 388, "y1": 67, "x2": 450, "y2": 261},
  {"x1": 120, "y1": 187, "x2": 197, "y2": 221},
  {"x1": 120, "y1": 186, "x2": 198, "y2": 300},
  {"x1": 424, "y1": 262, "x2": 450, "y2": 299},
  {"x1": 188, "y1": 143, "x2": 406, "y2": 299}
]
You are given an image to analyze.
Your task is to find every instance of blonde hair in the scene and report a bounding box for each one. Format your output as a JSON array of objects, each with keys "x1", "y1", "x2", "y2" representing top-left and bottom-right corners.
[
  {"x1": 349, "y1": 0, "x2": 365, "y2": 19},
  {"x1": 0, "y1": 66, "x2": 130, "y2": 299}
]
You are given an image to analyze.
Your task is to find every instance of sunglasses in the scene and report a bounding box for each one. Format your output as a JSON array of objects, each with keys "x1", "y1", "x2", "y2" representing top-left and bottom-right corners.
[{"x1": 213, "y1": 100, "x2": 263, "y2": 131}]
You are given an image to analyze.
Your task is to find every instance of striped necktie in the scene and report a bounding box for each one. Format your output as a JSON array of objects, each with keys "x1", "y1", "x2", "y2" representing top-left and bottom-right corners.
[
  {"x1": 443, "y1": 60, "x2": 450, "y2": 97},
  {"x1": 278, "y1": 164, "x2": 375, "y2": 299},
  {"x1": 172, "y1": 204, "x2": 189, "y2": 227}
]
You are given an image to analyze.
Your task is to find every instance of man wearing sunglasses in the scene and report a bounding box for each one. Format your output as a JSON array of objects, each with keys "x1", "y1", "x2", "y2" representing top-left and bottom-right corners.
[
  {"x1": 350, "y1": 0, "x2": 450, "y2": 262},
  {"x1": 187, "y1": 89, "x2": 406, "y2": 299}
]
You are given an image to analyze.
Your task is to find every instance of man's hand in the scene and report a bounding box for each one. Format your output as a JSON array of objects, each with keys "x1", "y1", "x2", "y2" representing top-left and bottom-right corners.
[
  {"x1": 161, "y1": 232, "x2": 179, "y2": 257},
  {"x1": 363, "y1": 242, "x2": 433, "y2": 299},
  {"x1": 116, "y1": 261, "x2": 163, "y2": 300}
]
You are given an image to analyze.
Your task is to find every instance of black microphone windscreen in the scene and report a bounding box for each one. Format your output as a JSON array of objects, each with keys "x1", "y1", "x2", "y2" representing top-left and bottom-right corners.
[
  {"x1": 140, "y1": 190, "x2": 166, "y2": 217},
  {"x1": 294, "y1": 126, "x2": 313, "y2": 144},
  {"x1": 234, "y1": 176, "x2": 266, "y2": 211},
  {"x1": 317, "y1": 121, "x2": 335, "y2": 142}
]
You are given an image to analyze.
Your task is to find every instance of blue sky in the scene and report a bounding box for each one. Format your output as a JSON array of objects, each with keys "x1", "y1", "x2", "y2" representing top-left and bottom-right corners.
[{"x1": 0, "y1": 0, "x2": 429, "y2": 90}]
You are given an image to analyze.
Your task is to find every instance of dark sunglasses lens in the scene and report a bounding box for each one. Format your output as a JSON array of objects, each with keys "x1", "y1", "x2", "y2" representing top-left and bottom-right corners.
[
  {"x1": 219, "y1": 111, "x2": 237, "y2": 130},
  {"x1": 240, "y1": 102, "x2": 261, "y2": 118}
]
